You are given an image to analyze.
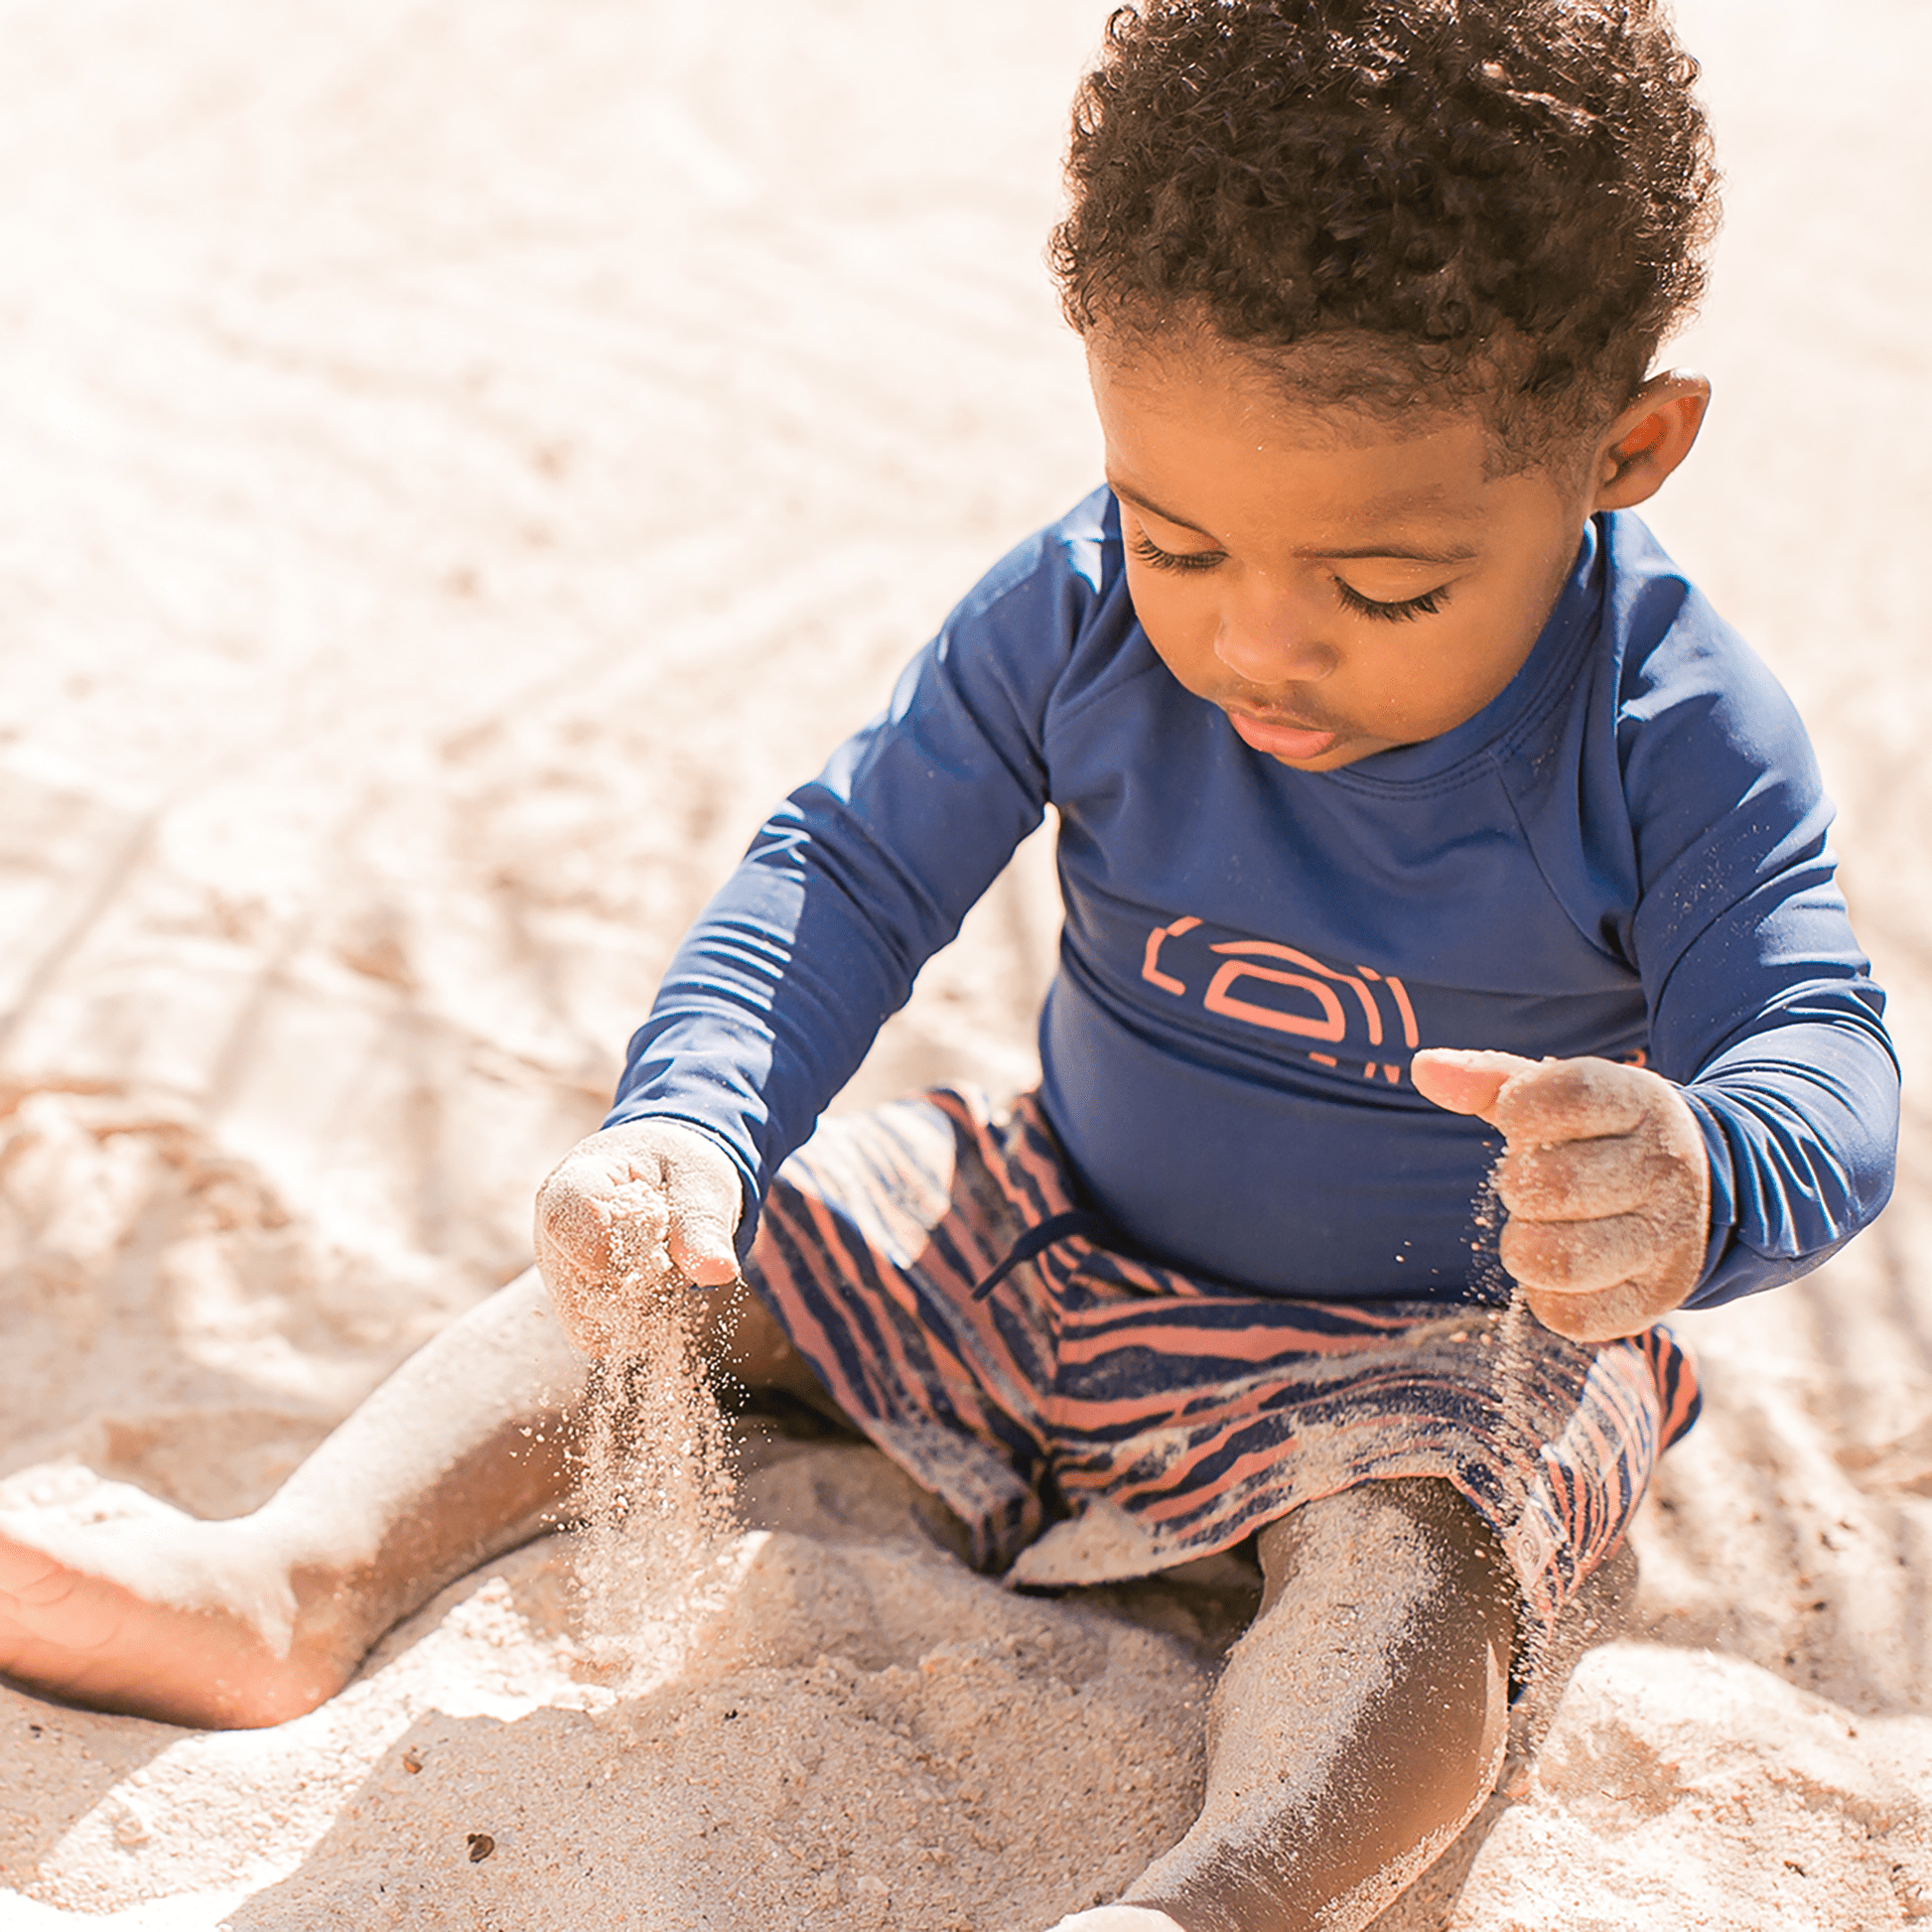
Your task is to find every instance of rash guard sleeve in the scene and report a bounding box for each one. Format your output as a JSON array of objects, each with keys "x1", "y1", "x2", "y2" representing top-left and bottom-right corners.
[
  {"x1": 1614, "y1": 580, "x2": 1899, "y2": 1308},
  {"x1": 601, "y1": 528, "x2": 1084, "y2": 1252}
]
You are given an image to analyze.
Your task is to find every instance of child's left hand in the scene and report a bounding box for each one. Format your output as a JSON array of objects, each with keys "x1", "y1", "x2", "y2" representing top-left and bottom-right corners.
[{"x1": 1410, "y1": 1049, "x2": 1710, "y2": 1341}]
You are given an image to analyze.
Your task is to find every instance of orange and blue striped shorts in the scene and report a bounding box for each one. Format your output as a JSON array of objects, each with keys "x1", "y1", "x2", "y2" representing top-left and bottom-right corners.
[{"x1": 744, "y1": 1087, "x2": 1700, "y2": 1643}]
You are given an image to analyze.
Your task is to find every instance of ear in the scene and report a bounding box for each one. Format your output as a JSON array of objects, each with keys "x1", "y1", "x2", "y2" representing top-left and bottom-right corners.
[{"x1": 1590, "y1": 370, "x2": 1712, "y2": 511}]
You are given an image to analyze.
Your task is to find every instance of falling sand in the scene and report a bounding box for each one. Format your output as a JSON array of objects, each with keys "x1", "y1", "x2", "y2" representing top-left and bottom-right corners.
[{"x1": 571, "y1": 1277, "x2": 742, "y2": 1692}]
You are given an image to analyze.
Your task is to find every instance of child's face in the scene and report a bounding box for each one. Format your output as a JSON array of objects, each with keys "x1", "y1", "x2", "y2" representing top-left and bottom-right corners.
[{"x1": 1088, "y1": 334, "x2": 1598, "y2": 771}]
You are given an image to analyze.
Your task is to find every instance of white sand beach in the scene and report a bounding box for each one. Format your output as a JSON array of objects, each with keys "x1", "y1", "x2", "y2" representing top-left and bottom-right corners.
[{"x1": 0, "y1": 1, "x2": 1927, "y2": 1925}]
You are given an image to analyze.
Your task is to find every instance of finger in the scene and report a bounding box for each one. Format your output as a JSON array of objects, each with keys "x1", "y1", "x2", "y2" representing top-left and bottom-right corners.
[
  {"x1": 653, "y1": 1131, "x2": 744, "y2": 1285},
  {"x1": 1409, "y1": 1048, "x2": 1540, "y2": 1123},
  {"x1": 533, "y1": 1167, "x2": 614, "y2": 1276},
  {"x1": 533, "y1": 1189, "x2": 670, "y2": 1350},
  {"x1": 598, "y1": 1172, "x2": 680, "y2": 1282},
  {"x1": 1499, "y1": 1208, "x2": 1673, "y2": 1297},
  {"x1": 535, "y1": 1157, "x2": 670, "y2": 1278},
  {"x1": 556, "y1": 1306, "x2": 614, "y2": 1359},
  {"x1": 1488, "y1": 1056, "x2": 1652, "y2": 1145},
  {"x1": 1495, "y1": 1134, "x2": 1667, "y2": 1222},
  {"x1": 665, "y1": 1196, "x2": 742, "y2": 1286},
  {"x1": 537, "y1": 1246, "x2": 619, "y2": 1358},
  {"x1": 1522, "y1": 1277, "x2": 1671, "y2": 1344}
]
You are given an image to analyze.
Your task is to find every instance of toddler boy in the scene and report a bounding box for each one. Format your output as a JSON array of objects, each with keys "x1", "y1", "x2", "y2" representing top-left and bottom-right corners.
[{"x1": 0, "y1": 3, "x2": 1899, "y2": 1928}]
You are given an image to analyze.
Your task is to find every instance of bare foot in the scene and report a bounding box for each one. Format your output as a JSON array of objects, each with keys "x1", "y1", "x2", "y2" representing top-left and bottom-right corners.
[{"x1": 0, "y1": 1472, "x2": 351, "y2": 1728}]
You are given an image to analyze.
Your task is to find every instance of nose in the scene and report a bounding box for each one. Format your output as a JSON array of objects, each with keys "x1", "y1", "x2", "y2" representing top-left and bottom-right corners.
[{"x1": 1211, "y1": 610, "x2": 1339, "y2": 686}]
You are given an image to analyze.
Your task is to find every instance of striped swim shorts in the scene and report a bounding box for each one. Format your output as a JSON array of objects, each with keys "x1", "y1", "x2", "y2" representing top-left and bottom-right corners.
[{"x1": 743, "y1": 1086, "x2": 1701, "y2": 1644}]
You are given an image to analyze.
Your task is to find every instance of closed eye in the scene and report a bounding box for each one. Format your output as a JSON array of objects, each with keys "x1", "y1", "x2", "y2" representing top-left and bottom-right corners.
[
  {"x1": 1132, "y1": 525, "x2": 1452, "y2": 617},
  {"x1": 1335, "y1": 579, "x2": 1449, "y2": 622},
  {"x1": 1129, "y1": 532, "x2": 1223, "y2": 574}
]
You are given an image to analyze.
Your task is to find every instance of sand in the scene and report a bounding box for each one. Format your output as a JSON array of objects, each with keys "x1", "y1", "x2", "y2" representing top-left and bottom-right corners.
[
  {"x1": 569, "y1": 1276, "x2": 740, "y2": 1694},
  {"x1": 1, "y1": 0, "x2": 1928, "y2": 1924}
]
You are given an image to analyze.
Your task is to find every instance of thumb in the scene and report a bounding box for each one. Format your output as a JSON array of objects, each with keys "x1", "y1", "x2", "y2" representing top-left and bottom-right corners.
[
  {"x1": 663, "y1": 1145, "x2": 744, "y2": 1287},
  {"x1": 1410, "y1": 1047, "x2": 1540, "y2": 1124}
]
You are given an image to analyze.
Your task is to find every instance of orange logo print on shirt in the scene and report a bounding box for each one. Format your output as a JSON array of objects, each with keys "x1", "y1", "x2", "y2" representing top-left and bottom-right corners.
[{"x1": 1141, "y1": 916, "x2": 1420, "y2": 1083}]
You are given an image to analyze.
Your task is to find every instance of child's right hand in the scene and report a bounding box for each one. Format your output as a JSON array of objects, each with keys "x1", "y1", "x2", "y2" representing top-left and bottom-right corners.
[{"x1": 532, "y1": 1120, "x2": 744, "y2": 1355}]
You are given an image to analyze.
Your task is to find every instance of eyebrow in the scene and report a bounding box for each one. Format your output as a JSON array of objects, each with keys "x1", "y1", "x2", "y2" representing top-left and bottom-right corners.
[
  {"x1": 1311, "y1": 542, "x2": 1481, "y2": 563},
  {"x1": 1111, "y1": 482, "x2": 1217, "y2": 537},
  {"x1": 1109, "y1": 482, "x2": 1481, "y2": 566}
]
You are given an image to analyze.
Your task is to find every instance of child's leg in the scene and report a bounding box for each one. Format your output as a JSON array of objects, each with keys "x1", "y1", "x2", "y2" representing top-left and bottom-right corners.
[
  {"x1": 0, "y1": 1267, "x2": 814, "y2": 1729},
  {"x1": 1056, "y1": 1477, "x2": 1515, "y2": 1932}
]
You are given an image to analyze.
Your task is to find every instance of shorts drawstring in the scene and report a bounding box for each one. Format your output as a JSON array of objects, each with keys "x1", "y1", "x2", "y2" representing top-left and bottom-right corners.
[{"x1": 970, "y1": 1208, "x2": 1115, "y2": 1300}]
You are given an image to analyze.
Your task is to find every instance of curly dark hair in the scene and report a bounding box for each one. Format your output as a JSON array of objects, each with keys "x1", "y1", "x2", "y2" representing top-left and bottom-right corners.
[{"x1": 1050, "y1": 0, "x2": 1720, "y2": 454}]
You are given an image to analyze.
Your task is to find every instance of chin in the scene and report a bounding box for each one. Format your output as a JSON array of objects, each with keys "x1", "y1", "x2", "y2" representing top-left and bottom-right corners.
[{"x1": 1267, "y1": 738, "x2": 1377, "y2": 771}]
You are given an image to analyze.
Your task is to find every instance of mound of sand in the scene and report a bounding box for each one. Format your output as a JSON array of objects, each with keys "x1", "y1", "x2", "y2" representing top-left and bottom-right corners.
[{"x1": 2, "y1": 1, "x2": 1928, "y2": 1926}]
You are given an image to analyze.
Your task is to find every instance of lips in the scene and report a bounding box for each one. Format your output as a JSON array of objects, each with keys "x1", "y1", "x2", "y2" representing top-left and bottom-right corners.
[{"x1": 1226, "y1": 708, "x2": 1343, "y2": 761}]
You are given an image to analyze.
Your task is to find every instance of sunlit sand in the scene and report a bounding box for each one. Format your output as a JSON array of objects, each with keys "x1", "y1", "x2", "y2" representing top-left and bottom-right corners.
[{"x1": 1, "y1": 2, "x2": 1927, "y2": 1924}]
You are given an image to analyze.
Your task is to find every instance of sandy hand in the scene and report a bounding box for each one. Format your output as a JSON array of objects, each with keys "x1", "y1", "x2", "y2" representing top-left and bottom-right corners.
[
  {"x1": 1409, "y1": 1049, "x2": 1710, "y2": 1342},
  {"x1": 533, "y1": 1120, "x2": 744, "y2": 1356}
]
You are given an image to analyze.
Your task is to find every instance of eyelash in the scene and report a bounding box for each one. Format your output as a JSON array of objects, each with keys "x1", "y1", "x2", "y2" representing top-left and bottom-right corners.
[
  {"x1": 1129, "y1": 533, "x2": 1449, "y2": 623},
  {"x1": 1129, "y1": 532, "x2": 1220, "y2": 574},
  {"x1": 1334, "y1": 580, "x2": 1449, "y2": 624}
]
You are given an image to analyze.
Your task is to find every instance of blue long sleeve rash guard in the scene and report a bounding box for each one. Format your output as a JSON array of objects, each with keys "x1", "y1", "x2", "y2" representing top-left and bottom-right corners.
[{"x1": 608, "y1": 492, "x2": 1899, "y2": 1310}]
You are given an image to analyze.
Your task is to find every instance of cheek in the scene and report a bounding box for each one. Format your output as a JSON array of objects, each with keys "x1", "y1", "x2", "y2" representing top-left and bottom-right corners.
[
  {"x1": 1384, "y1": 614, "x2": 1535, "y2": 730},
  {"x1": 1125, "y1": 572, "x2": 1217, "y2": 684}
]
